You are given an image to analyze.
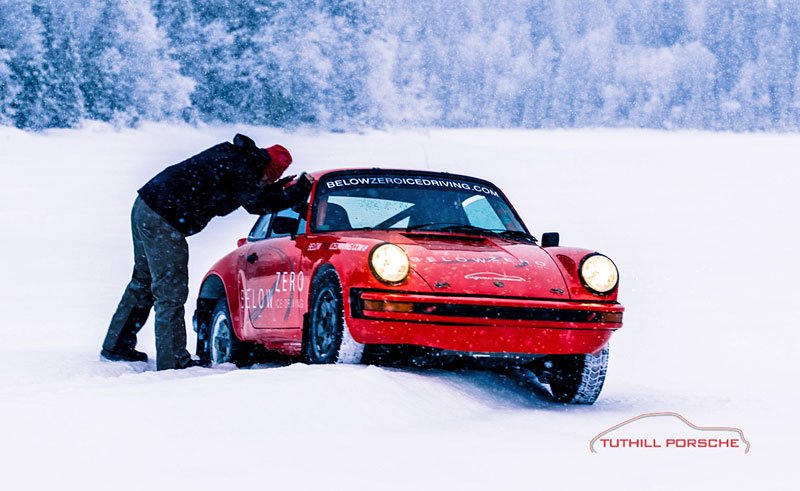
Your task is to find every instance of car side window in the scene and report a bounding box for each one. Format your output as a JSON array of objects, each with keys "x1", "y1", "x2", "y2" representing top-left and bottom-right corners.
[
  {"x1": 268, "y1": 207, "x2": 306, "y2": 238},
  {"x1": 248, "y1": 213, "x2": 272, "y2": 241}
]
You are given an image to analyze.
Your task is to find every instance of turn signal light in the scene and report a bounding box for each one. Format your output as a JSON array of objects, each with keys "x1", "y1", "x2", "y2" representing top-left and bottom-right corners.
[{"x1": 363, "y1": 300, "x2": 414, "y2": 313}]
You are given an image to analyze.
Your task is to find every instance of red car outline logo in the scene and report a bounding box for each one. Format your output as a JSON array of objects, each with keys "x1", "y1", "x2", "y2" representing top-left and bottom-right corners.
[{"x1": 464, "y1": 271, "x2": 525, "y2": 282}]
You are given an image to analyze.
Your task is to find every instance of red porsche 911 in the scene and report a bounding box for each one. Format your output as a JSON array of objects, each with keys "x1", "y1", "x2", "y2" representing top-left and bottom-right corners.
[{"x1": 193, "y1": 169, "x2": 624, "y2": 404}]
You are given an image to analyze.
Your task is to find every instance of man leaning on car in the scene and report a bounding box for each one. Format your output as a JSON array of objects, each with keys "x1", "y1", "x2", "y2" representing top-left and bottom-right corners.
[{"x1": 101, "y1": 134, "x2": 314, "y2": 370}]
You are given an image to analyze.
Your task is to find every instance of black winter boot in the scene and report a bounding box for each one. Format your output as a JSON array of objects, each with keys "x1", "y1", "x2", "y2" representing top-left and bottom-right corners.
[{"x1": 100, "y1": 347, "x2": 148, "y2": 363}]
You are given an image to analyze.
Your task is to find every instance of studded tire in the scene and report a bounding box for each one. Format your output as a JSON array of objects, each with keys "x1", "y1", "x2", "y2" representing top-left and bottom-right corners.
[
  {"x1": 547, "y1": 344, "x2": 609, "y2": 404},
  {"x1": 302, "y1": 265, "x2": 364, "y2": 364},
  {"x1": 206, "y1": 299, "x2": 248, "y2": 366}
]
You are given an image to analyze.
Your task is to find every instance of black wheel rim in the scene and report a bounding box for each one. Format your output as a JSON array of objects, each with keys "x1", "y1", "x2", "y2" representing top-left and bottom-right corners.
[{"x1": 311, "y1": 285, "x2": 338, "y2": 360}]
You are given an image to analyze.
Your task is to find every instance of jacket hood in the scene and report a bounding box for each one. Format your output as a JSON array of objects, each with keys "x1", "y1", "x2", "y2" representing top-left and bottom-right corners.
[{"x1": 233, "y1": 133, "x2": 271, "y2": 167}]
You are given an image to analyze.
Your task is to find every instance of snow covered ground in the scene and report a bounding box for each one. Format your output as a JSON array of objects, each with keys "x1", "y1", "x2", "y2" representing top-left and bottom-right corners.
[{"x1": 0, "y1": 124, "x2": 797, "y2": 489}]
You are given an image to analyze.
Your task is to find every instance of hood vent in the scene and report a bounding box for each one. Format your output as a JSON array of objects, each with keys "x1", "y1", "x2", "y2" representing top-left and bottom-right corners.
[{"x1": 401, "y1": 233, "x2": 491, "y2": 249}]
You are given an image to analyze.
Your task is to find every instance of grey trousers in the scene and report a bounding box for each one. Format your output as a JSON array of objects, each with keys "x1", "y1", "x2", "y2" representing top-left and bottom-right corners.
[{"x1": 103, "y1": 196, "x2": 193, "y2": 370}]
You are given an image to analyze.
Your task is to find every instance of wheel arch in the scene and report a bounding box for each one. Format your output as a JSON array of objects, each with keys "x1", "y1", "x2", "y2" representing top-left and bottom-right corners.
[
  {"x1": 305, "y1": 260, "x2": 338, "y2": 310},
  {"x1": 195, "y1": 272, "x2": 244, "y2": 345},
  {"x1": 301, "y1": 261, "x2": 339, "y2": 349},
  {"x1": 199, "y1": 273, "x2": 227, "y2": 300}
]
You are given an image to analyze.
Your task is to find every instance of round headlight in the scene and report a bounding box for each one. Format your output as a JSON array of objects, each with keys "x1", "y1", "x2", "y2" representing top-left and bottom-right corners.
[
  {"x1": 369, "y1": 243, "x2": 410, "y2": 285},
  {"x1": 580, "y1": 254, "x2": 619, "y2": 294}
]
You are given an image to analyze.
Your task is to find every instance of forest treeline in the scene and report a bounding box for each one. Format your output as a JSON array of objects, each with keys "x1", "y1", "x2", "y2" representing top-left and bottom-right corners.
[{"x1": 2, "y1": 0, "x2": 799, "y2": 131}]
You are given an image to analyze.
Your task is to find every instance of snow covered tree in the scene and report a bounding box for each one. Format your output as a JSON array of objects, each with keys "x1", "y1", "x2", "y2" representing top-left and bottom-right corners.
[
  {"x1": 80, "y1": 0, "x2": 192, "y2": 125},
  {"x1": 0, "y1": 0, "x2": 50, "y2": 129},
  {"x1": 1, "y1": 0, "x2": 800, "y2": 131},
  {"x1": 252, "y1": 0, "x2": 374, "y2": 127},
  {"x1": 0, "y1": 48, "x2": 20, "y2": 126},
  {"x1": 31, "y1": 1, "x2": 85, "y2": 128}
]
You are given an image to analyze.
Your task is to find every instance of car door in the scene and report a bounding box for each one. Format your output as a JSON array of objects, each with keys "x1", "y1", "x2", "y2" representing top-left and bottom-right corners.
[{"x1": 243, "y1": 207, "x2": 307, "y2": 330}]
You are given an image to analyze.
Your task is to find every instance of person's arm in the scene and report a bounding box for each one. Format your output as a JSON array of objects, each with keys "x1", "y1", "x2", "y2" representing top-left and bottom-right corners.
[{"x1": 242, "y1": 174, "x2": 314, "y2": 215}]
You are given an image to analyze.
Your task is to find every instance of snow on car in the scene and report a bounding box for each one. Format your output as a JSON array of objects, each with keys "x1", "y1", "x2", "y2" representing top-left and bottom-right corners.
[{"x1": 193, "y1": 169, "x2": 624, "y2": 404}]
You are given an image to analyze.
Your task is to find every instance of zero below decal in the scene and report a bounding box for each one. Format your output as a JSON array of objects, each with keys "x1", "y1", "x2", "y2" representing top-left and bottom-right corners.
[
  {"x1": 243, "y1": 270, "x2": 305, "y2": 316},
  {"x1": 243, "y1": 244, "x2": 306, "y2": 324}
]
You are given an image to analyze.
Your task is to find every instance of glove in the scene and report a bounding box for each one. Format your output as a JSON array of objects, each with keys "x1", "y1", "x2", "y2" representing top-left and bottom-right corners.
[
  {"x1": 274, "y1": 175, "x2": 296, "y2": 188},
  {"x1": 296, "y1": 172, "x2": 315, "y2": 192}
]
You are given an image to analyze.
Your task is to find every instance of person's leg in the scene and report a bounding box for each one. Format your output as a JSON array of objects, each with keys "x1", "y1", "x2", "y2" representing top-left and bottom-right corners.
[
  {"x1": 103, "y1": 197, "x2": 154, "y2": 359},
  {"x1": 137, "y1": 200, "x2": 193, "y2": 370}
]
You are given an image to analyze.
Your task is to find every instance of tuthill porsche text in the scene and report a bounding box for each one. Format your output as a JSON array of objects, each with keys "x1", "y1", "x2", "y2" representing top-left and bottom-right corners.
[{"x1": 598, "y1": 438, "x2": 742, "y2": 449}]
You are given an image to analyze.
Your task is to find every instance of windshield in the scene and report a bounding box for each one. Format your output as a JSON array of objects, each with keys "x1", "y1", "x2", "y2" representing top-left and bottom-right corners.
[{"x1": 312, "y1": 173, "x2": 527, "y2": 236}]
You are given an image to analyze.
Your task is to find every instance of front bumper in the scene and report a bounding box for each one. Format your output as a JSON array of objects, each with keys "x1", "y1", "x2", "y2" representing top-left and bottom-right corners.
[{"x1": 347, "y1": 289, "x2": 624, "y2": 355}]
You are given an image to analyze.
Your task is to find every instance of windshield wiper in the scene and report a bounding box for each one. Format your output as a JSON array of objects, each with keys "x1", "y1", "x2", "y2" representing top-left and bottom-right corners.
[
  {"x1": 404, "y1": 222, "x2": 464, "y2": 232},
  {"x1": 406, "y1": 223, "x2": 500, "y2": 237},
  {"x1": 434, "y1": 224, "x2": 499, "y2": 235},
  {"x1": 496, "y1": 230, "x2": 538, "y2": 244},
  {"x1": 405, "y1": 223, "x2": 537, "y2": 243},
  {"x1": 442, "y1": 226, "x2": 537, "y2": 243}
]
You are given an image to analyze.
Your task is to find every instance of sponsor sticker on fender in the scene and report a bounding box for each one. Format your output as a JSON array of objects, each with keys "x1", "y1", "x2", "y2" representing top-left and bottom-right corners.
[
  {"x1": 307, "y1": 242, "x2": 369, "y2": 252},
  {"x1": 329, "y1": 242, "x2": 370, "y2": 252}
]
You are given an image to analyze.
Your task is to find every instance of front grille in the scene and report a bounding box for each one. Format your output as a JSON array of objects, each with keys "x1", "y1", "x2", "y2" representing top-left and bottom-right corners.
[
  {"x1": 408, "y1": 303, "x2": 622, "y2": 323},
  {"x1": 353, "y1": 289, "x2": 623, "y2": 324}
]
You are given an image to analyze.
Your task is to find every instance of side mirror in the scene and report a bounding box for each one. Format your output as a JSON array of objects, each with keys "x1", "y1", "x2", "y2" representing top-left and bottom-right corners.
[
  {"x1": 541, "y1": 232, "x2": 560, "y2": 247},
  {"x1": 272, "y1": 216, "x2": 300, "y2": 239},
  {"x1": 237, "y1": 237, "x2": 248, "y2": 248}
]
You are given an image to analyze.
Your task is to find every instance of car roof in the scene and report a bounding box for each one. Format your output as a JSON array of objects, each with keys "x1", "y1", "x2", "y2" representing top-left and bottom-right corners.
[
  {"x1": 308, "y1": 167, "x2": 499, "y2": 188},
  {"x1": 304, "y1": 167, "x2": 530, "y2": 235}
]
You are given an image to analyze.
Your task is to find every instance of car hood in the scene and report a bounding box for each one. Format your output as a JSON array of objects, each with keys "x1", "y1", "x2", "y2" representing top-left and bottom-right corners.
[{"x1": 394, "y1": 232, "x2": 569, "y2": 299}]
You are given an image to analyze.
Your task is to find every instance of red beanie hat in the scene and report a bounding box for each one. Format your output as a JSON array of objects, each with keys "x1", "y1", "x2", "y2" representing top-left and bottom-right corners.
[{"x1": 264, "y1": 144, "x2": 293, "y2": 182}]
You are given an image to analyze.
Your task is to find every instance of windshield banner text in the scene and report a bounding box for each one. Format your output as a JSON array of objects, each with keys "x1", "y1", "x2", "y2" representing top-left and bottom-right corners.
[{"x1": 323, "y1": 176, "x2": 500, "y2": 197}]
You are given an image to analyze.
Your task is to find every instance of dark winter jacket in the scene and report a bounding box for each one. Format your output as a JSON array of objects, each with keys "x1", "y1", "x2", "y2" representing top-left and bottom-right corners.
[{"x1": 138, "y1": 134, "x2": 310, "y2": 236}]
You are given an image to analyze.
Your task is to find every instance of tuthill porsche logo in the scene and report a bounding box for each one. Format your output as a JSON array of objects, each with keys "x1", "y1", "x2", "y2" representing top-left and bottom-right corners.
[{"x1": 589, "y1": 412, "x2": 750, "y2": 454}]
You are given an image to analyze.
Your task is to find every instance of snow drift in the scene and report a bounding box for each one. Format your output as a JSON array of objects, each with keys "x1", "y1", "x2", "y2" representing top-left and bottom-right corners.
[{"x1": 0, "y1": 125, "x2": 796, "y2": 489}]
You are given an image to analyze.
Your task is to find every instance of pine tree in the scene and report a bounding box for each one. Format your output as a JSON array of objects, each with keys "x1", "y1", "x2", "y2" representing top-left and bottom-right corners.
[
  {"x1": 32, "y1": 1, "x2": 85, "y2": 128},
  {"x1": 1, "y1": 0, "x2": 51, "y2": 129},
  {"x1": 0, "y1": 48, "x2": 21, "y2": 126},
  {"x1": 80, "y1": 0, "x2": 191, "y2": 125},
  {"x1": 80, "y1": 1, "x2": 128, "y2": 122}
]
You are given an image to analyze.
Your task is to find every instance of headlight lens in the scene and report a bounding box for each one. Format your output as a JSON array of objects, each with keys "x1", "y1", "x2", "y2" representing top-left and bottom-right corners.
[
  {"x1": 369, "y1": 243, "x2": 410, "y2": 284},
  {"x1": 580, "y1": 254, "x2": 619, "y2": 294}
]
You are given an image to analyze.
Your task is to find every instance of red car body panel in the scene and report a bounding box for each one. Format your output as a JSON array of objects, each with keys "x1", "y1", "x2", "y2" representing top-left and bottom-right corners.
[{"x1": 199, "y1": 168, "x2": 624, "y2": 358}]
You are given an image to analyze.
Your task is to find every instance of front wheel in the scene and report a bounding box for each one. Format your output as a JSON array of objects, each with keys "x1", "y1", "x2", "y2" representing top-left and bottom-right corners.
[
  {"x1": 208, "y1": 300, "x2": 245, "y2": 365},
  {"x1": 303, "y1": 266, "x2": 364, "y2": 364},
  {"x1": 543, "y1": 345, "x2": 609, "y2": 404}
]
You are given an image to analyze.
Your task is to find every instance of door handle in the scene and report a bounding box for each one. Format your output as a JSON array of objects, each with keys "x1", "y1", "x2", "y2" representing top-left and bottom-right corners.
[{"x1": 246, "y1": 252, "x2": 259, "y2": 264}]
